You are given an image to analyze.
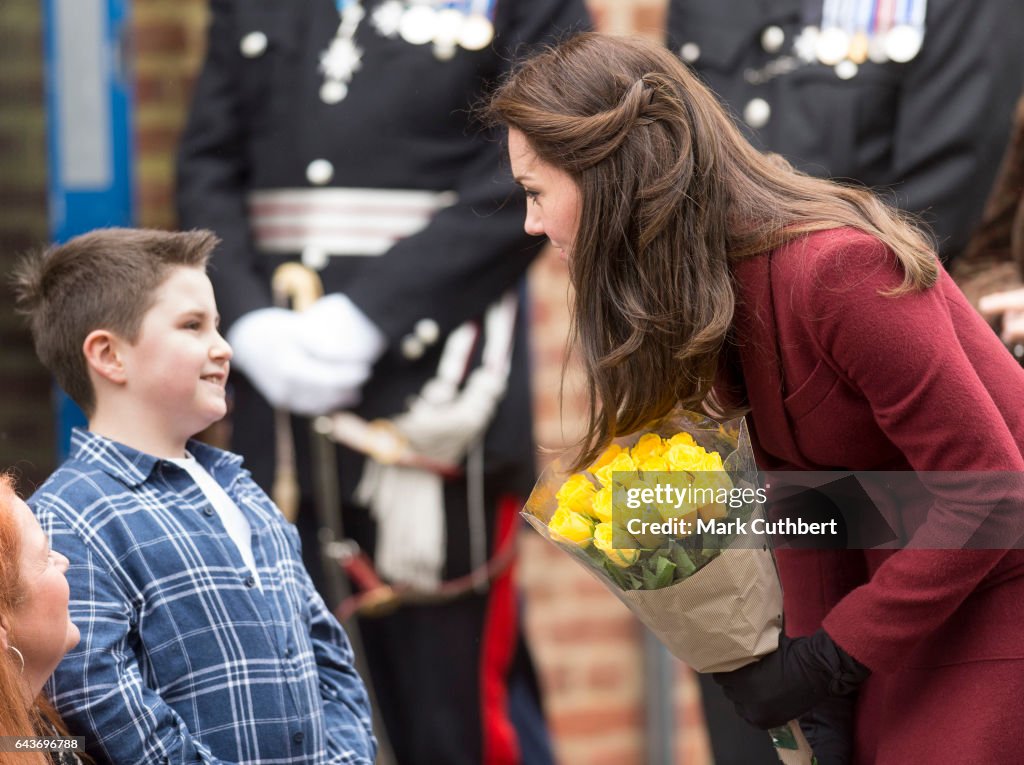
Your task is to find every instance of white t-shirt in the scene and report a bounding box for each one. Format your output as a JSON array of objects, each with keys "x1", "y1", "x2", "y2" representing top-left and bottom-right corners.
[{"x1": 168, "y1": 452, "x2": 263, "y2": 590}]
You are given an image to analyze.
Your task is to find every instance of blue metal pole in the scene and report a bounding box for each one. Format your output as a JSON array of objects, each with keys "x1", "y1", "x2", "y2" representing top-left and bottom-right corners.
[{"x1": 42, "y1": 0, "x2": 134, "y2": 460}]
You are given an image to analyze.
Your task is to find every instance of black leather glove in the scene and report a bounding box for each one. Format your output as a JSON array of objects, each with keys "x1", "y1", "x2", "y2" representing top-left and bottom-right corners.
[
  {"x1": 711, "y1": 628, "x2": 869, "y2": 729},
  {"x1": 799, "y1": 696, "x2": 857, "y2": 765}
]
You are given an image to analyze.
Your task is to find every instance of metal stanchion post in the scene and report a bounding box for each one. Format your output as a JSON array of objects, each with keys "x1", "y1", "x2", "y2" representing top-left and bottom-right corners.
[{"x1": 644, "y1": 630, "x2": 676, "y2": 765}]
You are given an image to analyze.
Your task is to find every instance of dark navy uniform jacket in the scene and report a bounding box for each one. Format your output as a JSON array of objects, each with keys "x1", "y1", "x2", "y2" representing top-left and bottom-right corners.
[
  {"x1": 668, "y1": 0, "x2": 1024, "y2": 262},
  {"x1": 177, "y1": 0, "x2": 589, "y2": 511}
]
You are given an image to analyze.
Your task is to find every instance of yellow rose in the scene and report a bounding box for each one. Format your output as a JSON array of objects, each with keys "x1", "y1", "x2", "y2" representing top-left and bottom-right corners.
[
  {"x1": 667, "y1": 432, "x2": 698, "y2": 448},
  {"x1": 548, "y1": 506, "x2": 595, "y2": 547},
  {"x1": 638, "y1": 455, "x2": 669, "y2": 473},
  {"x1": 630, "y1": 433, "x2": 666, "y2": 463},
  {"x1": 588, "y1": 443, "x2": 622, "y2": 472},
  {"x1": 594, "y1": 452, "x2": 637, "y2": 487},
  {"x1": 665, "y1": 442, "x2": 708, "y2": 472},
  {"x1": 700, "y1": 450, "x2": 725, "y2": 472},
  {"x1": 555, "y1": 473, "x2": 597, "y2": 515},
  {"x1": 688, "y1": 451, "x2": 732, "y2": 518},
  {"x1": 593, "y1": 522, "x2": 641, "y2": 567},
  {"x1": 590, "y1": 485, "x2": 614, "y2": 523}
]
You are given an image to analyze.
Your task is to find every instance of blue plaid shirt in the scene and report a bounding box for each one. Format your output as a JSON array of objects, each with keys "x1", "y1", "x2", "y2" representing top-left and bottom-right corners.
[{"x1": 30, "y1": 429, "x2": 377, "y2": 765}]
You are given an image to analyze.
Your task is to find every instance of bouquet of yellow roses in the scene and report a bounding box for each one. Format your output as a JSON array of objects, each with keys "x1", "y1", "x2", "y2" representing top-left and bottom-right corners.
[{"x1": 523, "y1": 411, "x2": 814, "y2": 765}]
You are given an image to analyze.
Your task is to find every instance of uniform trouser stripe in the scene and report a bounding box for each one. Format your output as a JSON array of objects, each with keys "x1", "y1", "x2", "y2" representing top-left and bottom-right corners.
[{"x1": 479, "y1": 495, "x2": 523, "y2": 764}]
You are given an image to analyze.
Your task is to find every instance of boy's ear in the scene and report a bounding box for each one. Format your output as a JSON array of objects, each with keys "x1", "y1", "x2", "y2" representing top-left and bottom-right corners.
[{"x1": 83, "y1": 330, "x2": 128, "y2": 385}]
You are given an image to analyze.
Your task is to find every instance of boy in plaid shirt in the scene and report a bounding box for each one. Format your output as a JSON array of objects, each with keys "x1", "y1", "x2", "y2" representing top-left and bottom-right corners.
[{"x1": 13, "y1": 228, "x2": 376, "y2": 764}]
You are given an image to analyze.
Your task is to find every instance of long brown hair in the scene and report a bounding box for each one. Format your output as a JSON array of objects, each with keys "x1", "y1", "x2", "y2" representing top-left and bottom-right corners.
[
  {"x1": 0, "y1": 475, "x2": 76, "y2": 765},
  {"x1": 487, "y1": 33, "x2": 938, "y2": 467}
]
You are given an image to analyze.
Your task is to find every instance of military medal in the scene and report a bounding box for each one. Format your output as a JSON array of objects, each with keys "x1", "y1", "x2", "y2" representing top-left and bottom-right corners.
[
  {"x1": 399, "y1": 2, "x2": 438, "y2": 46},
  {"x1": 793, "y1": 25, "x2": 820, "y2": 63},
  {"x1": 319, "y1": 0, "x2": 365, "y2": 104},
  {"x1": 815, "y1": 0, "x2": 849, "y2": 66},
  {"x1": 884, "y1": 23, "x2": 923, "y2": 63},
  {"x1": 845, "y1": 0, "x2": 872, "y2": 64},
  {"x1": 816, "y1": 26, "x2": 849, "y2": 66},
  {"x1": 371, "y1": 0, "x2": 405, "y2": 37},
  {"x1": 389, "y1": 1, "x2": 496, "y2": 59},
  {"x1": 457, "y1": 0, "x2": 495, "y2": 51},
  {"x1": 432, "y1": 7, "x2": 464, "y2": 60},
  {"x1": 887, "y1": 0, "x2": 927, "y2": 62}
]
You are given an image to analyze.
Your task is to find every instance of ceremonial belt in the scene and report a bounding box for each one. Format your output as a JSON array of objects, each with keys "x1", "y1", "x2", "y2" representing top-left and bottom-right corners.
[{"x1": 248, "y1": 187, "x2": 458, "y2": 258}]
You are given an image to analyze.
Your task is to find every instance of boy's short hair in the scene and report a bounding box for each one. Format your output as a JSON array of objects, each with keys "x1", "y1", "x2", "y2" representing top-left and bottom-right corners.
[{"x1": 11, "y1": 228, "x2": 220, "y2": 416}]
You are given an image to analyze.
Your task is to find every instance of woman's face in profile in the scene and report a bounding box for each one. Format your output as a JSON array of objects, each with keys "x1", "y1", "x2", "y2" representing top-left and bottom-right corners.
[
  {"x1": 508, "y1": 128, "x2": 581, "y2": 259},
  {"x1": 8, "y1": 496, "x2": 80, "y2": 694}
]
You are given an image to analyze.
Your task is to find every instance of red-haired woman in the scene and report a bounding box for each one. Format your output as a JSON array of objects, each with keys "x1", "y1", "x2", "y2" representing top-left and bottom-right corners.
[{"x1": 0, "y1": 474, "x2": 82, "y2": 765}]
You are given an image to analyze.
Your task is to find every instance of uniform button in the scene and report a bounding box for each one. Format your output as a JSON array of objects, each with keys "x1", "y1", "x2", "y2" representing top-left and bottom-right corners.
[
  {"x1": 761, "y1": 25, "x2": 785, "y2": 54},
  {"x1": 679, "y1": 42, "x2": 701, "y2": 64},
  {"x1": 401, "y1": 335, "x2": 425, "y2": 360},
  {"x1": 239, "y1": 31, "x2": 268, "y2": 58},
  {"x1": 743, "y1": 98, "x2": 771, "y2": 129},
  {"x1": 292, "y1": 732, "x2": 305, "y2": 744},
  {"x1": 244, "y1": 576, "x2": 256, "y2": 588},
  {"x1": 414, "y1": 318, "x2": 440, "y2": 346},
  {"x1": 834, "y1": 59, "x2": 859, "y2": 80},
  {"x1": 203, "y1": 506, "x2": 215, "y2": 517},
  {"x1": 301, "y1": 245, "x2": 329, "y2": 271},
  {"x1": 306, "y1": 159, "x2": 334, "y2": 186}
]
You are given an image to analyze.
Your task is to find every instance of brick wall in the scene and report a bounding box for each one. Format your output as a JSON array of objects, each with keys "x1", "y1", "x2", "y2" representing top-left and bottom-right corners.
[
  {"x1": 0, "y1": 1, "x2": 713, "y2": 762},
  {"x1": 0, "y1": 0, "x2": 53, "y2": 492}
]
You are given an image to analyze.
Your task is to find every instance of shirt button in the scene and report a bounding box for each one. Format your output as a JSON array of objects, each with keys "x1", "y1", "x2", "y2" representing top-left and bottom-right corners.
[
  {"x1": 761, "y1": 25, "x2": 786, "y2": 54},
  {"x1": 301, "y1": 244, "x2": 329, "y2": 271},
  {"x1": 743, "y1": 98, "x2": 771, "y2": 129},
  {"x1": 244, "y1": 576, "x2": 256, "y2": 588},
  {"x1": 293, "y1": 731, "x2": 305, "y2": 744},
  {"x1": 239, "y1": 31, "x2": 268, "y2": 58},
  {"x1": 203, "y1": 506, "x2": 215, "y2": 517},
  {"x1": 285, "y1": 646, "x2": 294, "y2": 658},
  {"x1": 679, "y1": 42, "x2": 701, "y2": 64},
  {"x1": 306, "y1": 158, "x2": 334, "y2": 186}
]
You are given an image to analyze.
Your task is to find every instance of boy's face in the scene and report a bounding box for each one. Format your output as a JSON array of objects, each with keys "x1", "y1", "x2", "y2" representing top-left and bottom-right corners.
[{"x1": 121, "y1": 266, "x2": 232, "y2": 443}]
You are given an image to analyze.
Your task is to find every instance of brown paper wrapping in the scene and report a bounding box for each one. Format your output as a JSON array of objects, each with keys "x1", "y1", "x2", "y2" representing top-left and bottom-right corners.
[{"x1": 618, "y1": 546, "x2": 783, "y2": 672}]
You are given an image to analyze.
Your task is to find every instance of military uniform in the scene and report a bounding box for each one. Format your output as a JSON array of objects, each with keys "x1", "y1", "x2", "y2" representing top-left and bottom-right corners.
[
  {"x1": 176, "y1": 2, "x2": 590, "y2": 763},
  {"x1": 668, "y1": 0, "x2": 1024, "y2": 262}
]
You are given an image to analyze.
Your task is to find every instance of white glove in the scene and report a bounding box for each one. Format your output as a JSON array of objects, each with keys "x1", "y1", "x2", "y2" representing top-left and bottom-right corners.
[
  {"x1": 228, "y1": 307, "x2": 369, "y2": 415},
  {"x1": 355, "y1": 461, "x2": 446, "y2": 589},
  {"x1": 296, "y1": 293, "x2": 388, "y2": 364}
]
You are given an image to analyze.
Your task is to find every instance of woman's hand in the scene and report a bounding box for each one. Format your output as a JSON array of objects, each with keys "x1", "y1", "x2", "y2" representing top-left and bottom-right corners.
[
  {"x1": 799, "y1": 696, "x2": 857, "y2": 765},
  {"x1": 711, "y1": 629, "x2": 869, "y2": 730}
]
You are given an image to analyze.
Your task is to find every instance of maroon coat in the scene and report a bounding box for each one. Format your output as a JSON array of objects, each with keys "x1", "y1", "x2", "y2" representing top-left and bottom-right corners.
[{"x1": 730, "y1": 228, "x2": 1024, "y2": 763}]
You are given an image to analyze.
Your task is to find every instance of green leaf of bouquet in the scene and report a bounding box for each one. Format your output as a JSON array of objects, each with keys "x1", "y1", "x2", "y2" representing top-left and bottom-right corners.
[
  {"x1": 604, "y1": 561, "x2": 631, "y2": 590},
  {"x1": 641, "y1": 555, "x2": 676, "y2": 589},
  {"x1": 670, "y1": 544, "x2": 697, "y2": 579}
]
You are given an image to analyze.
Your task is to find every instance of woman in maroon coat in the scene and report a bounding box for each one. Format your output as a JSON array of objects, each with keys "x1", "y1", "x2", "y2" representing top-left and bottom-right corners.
[{"x1": 488, "y1": 33, "x2": 1024, "y2": 765}]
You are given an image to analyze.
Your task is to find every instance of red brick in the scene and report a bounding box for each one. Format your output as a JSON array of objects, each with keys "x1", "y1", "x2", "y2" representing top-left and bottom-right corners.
[
  {"x1": 587, "y1": 661, "x2": 632, "y2": 691},
  {"x1": 133, "y1": 22, "x2": 188, "y2": 55},
  {"x1": 544, "y1": 615, "x2": 638, "y2": 643},
  {"x1": 551, "y1": 705, "x2": 642, "y2": 736}
]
